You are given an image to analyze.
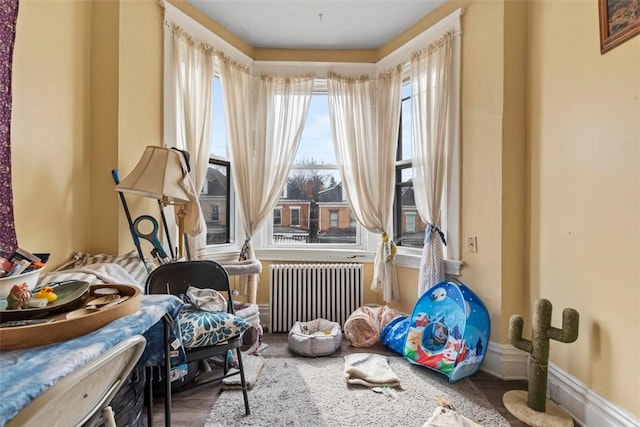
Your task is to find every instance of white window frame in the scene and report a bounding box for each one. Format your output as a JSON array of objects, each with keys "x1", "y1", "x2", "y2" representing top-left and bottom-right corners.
[{"x1": 258, "y1": 83, "x2": 374, "y2": 260}]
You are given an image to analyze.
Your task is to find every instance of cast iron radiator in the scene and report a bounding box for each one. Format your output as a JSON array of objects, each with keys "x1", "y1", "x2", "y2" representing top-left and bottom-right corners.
[{"x1": 269, "y1": 263, "x2": 364, "y2": 333}]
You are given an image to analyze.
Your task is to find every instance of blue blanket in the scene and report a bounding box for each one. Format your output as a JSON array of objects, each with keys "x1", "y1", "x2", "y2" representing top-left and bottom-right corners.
[{"x1": 0, "y1": 294, "x2": 184, "y2": 426}]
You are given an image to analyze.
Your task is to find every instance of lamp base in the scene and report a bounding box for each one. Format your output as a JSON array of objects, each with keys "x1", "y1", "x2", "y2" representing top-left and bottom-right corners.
[{"x1": 177, "y1": 206, "x2": 187, "y2": 260}]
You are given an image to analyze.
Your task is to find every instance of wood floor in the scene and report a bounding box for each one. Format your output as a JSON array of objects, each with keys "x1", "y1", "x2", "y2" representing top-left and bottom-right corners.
[{"x1": 145, "y1": 333, "x2": 532, "y2": 426}]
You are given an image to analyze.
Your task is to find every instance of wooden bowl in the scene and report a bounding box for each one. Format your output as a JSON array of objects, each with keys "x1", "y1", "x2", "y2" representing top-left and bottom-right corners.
[{"x1": 0, "y1": 284, "x2": 141, "y2": 351}]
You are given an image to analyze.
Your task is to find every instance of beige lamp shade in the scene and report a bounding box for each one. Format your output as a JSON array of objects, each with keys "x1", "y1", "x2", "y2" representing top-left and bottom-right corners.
[{"x1": 115, "y1": 146, "x2": 191, "y2": 205}]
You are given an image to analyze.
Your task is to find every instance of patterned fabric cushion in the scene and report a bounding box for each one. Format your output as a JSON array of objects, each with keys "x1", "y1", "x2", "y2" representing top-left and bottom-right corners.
[{"x1": 178, "y1": 309, "x2": 250, "y2": 348}]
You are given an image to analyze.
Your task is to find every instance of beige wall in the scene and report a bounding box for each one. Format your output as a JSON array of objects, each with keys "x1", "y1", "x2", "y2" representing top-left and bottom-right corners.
[
  {"x1": 12, "y1": 0, "x2": 92, "y2": 268},
  {"x1": 528, "y1": 0, "x2": 639, "y2": 416},
  {"x1": 10, "y1": 0, "x2": 640, "y2": 419},
  {"x1": 114, "y1": 0, "x2": 164, "y2": 254}
]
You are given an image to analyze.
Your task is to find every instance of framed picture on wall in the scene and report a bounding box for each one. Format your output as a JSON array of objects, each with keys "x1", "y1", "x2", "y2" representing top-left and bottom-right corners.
[{"x1": 599, "y1": 0, "x2": 640, "y2": 54}]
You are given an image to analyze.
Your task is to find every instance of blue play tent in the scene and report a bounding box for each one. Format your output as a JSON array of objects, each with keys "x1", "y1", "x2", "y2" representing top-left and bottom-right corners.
[{"x1": 380, "y1": 279, "x2": 490, "y2": 382}]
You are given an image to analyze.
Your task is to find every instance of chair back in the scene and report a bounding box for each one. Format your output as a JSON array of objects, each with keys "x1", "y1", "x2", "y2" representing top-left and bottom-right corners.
[{"x1": 146, "y1": 260, "x2": 234, "y2": 313}]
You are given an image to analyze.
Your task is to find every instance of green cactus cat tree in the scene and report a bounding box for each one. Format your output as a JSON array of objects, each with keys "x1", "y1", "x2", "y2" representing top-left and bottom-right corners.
[{"x1": 502, "y1": 298, "x2": 579, "y2": 427}]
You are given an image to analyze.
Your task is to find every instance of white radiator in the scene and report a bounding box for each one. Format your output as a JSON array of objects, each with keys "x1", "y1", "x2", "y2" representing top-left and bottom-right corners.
[{"x1": 269, "y1": 263, "x2": 364, "y2": 333}]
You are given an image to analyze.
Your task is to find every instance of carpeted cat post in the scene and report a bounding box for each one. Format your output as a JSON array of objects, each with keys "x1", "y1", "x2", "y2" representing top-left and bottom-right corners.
[{"x1": 503, "y1": 298, "x2": 579, "y2": 427}]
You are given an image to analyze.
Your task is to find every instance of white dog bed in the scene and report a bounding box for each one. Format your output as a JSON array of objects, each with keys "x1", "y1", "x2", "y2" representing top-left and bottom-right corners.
[{"x1": 288, "y1": 318, "x2": 342, "y2": 357}]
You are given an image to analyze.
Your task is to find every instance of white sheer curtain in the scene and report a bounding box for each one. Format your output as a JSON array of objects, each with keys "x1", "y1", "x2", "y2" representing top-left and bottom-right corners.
[
  {"x1": 327, "y1": 68, "x2": 402, "y2": 303},
  {"x1": 411, "y1": 32, "x2": 455, "y2": 297},
  {"x1": 219, "y1": 58, "x2": 314, "y2": 302},
  {"x1": 170, "y1": 26, "x2": 213, "y2": 257}
]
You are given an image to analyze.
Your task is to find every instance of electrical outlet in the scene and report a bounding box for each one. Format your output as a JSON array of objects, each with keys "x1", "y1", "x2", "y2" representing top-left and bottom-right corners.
[{"x1": 467, "y1": 236, "x2": 477, "y2": 253}]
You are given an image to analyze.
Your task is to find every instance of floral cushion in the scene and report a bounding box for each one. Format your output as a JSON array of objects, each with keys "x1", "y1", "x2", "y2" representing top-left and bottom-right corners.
[{"x1": 178, "y1": 309, "x2": 250, "y2": 348}]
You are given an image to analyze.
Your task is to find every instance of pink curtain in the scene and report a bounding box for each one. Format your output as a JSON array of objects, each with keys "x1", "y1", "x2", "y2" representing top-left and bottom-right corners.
[{"x1": 0, "y1": 0, "x2": 19, "y2": 258}]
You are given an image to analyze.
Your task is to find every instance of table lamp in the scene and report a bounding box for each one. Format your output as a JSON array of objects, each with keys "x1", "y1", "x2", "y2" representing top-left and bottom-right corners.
[{"x1": 115, "y1": 146, "x2": 191, "y2": 259}]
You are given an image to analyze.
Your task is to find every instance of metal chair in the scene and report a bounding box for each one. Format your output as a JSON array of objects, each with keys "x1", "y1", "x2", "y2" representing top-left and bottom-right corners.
[
  {"x1": 7, "y1": 335, "x2": 146, "y2": 427},
  {"x1": 145, "y1": 260, "x2": 250, "y2": 415}
]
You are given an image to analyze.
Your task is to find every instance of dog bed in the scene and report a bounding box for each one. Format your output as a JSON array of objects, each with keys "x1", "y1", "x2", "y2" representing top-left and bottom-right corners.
[{"x1": 288, "y1": 318, "x2": 342, "y2": 357}]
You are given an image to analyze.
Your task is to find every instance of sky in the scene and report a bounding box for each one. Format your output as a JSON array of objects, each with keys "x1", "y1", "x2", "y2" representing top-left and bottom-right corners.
[{"x1": 209, "y1": 77, "x2": 414, "y2": 179}]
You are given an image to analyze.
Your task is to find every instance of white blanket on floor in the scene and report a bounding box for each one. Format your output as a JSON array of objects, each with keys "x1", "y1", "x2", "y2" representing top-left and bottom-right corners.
[{"x1": 343, "y1": 353, "x2": 401, "y2": 388}]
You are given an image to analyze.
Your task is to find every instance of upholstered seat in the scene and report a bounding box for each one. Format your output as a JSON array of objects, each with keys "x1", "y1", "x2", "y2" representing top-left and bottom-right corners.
[{"x1": 178, "y1": 309, "x2": 250, "y2": 348}]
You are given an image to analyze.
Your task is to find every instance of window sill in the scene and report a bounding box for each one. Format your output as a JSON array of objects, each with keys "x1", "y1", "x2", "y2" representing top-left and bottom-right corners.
[
  {"x1": 255, "y1": 248, "x2": 375, "y2": 263},
  {"x1": 202, "y1": 246, "x2": 462, "y2": 275}
]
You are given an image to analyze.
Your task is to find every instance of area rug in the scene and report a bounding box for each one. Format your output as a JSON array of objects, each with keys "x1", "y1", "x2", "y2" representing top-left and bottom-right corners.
[
  {"x1": 222, "y1": 354, "x2": 265, "y2": 390},
  {"x1": 205, "y1": 355, "x2": 510, "y2": 427}
]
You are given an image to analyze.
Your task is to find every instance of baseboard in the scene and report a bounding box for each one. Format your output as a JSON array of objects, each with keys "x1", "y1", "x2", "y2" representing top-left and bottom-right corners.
[
  {"x1": 482, "y1": 341, "x2": 528, "y2": 380},
  {"x1": 547, "y1": 363, "x2": 639, "y2": 427},
  {"x1": 481, "y1": 341, "x2": 639, "y2": 427}
]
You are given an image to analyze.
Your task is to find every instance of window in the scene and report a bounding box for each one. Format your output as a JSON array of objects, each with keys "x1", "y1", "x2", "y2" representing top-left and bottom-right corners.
[
  {"x1": 273, "y1": 208, "x2": 282, "y2": 225},
  {"x1": 271, "y1": 92, "x2": 358, "y2": 246},
  {"x1": 199, "y1": 76, "x2": 233, "y2": 245},
  {"x1": 405, "y1": 211, "x2": 417, "y2": 232},
  {"x1": 166, "y1": 10, "x2": 461, "y2": 269},
  {"x1": 394, "y1": 82, "x2": 424, "y2": 249},
  {"x1": 211, "y1": 205, "x2": 220, "y2": 222},
  {"x1": 329, "y1": 210, "x2": 338, "y2": 228},
  {"x1": 290, "y1": 207, "x2": 300, "y2": 226}
]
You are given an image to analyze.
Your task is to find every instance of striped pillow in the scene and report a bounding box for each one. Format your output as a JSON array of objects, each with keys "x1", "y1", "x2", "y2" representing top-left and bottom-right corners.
[{"x1": 54, "y1": 250, "x2": 154, "y2": 286}]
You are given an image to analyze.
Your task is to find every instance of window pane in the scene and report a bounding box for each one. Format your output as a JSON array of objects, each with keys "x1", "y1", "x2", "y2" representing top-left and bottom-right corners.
[
  {"x1": 405, "y1": 211, "x2": 416, "y2": 232},
  {"x1": 200, "y1": 162, "x2": 230, "y2": 244},
  {"x1": 274, "y1": 166, "x2": 356, "y2": 245},
  {"x1": 398, "y1": 191, "x2": 425, "y2": 247},
  {"x1": 273, "y1": 209, "x2": 282, "y2": 225},
  {"x1": 211, "y1": 77, "x2": 227, "y2": 158},
  {"x1": 296, "y1": 94, "x2": 335, "y2": 164},
  {"x1": 272, "y1": 92, "x2": 357, "y2": 246},
  {"x1": 400, "y1": 83, "x2": 412, "y2": 162},
  {"x1": 329, "y1": 211, "x2": 338, "y2": 228},
  {"x1": 290, "y1": 208, "x2": 300, "y2": 226},
  {"x1": 400, "y1": 167, "x2": 413, "y2": 186},
  {"x1": 394, "y1": 82, "x2": 424, "y2": 248}
]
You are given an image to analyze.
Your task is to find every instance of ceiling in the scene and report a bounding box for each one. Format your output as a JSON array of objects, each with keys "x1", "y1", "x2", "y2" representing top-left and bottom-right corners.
[{"x1": 186, "y1": 1, "x2": 448, "y2": 50}]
